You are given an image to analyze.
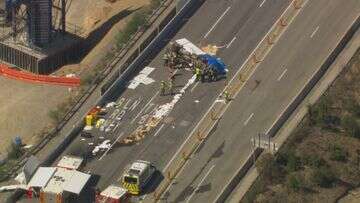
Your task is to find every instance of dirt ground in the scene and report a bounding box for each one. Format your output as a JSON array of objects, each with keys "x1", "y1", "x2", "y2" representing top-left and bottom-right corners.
[
  {"x1": 0, "y1": 0, "x2": 150, "y2": 156},
  {"x1": 0, "y1": 77, "x2": 69, "y2": 155},
  {"x1": 63, "y1": 0, "x2": 150, "y2": 72}
]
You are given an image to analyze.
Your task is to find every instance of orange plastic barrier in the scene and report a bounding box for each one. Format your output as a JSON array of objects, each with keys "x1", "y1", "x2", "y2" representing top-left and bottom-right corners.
[{"x1": 0, "y1": 64, "x2": 80, "y2": 87}]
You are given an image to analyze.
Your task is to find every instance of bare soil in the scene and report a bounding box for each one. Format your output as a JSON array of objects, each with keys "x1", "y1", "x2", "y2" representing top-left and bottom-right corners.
[
  {"x1": 0, "y1": 0, "x2": 150, "y2": 156},
  {"x1": 0, "y1": 77, "x2": 69, "y2": 155}
]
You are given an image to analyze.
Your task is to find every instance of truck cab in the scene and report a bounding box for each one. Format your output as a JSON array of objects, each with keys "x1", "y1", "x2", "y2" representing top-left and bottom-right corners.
[{"x1": 121, "y1": 160, "x2": 156, "y2": 195}]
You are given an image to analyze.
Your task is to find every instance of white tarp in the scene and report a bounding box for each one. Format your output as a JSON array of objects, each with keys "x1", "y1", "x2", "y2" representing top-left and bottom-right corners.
[
  {"x1": 27, "y1": 167, "x2": 56, "y2": 188},
  {"x1": 63, "y1": 171, "x2": 91, "y2": 195},
  {"x1": 175, "y1": 38, "x2": 206, "y2": 55}
]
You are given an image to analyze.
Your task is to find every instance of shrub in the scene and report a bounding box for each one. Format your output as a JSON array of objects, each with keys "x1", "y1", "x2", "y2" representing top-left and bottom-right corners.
[
  {"x1": 303, "y1": 154, "x2": 326, "y2": 168},
  {"x1": 286, "y1": 151, "x2": 301, "y2": 172},
  {"x1": 311, "y1": 166, "x2": 336, "y2": 188},
  {"x1": 286, "y1": 174, "x2": 301, "y2": 191},
  {"x1": 116, "y1": 10, "x2": 148, "y2": 49},
  {"x1": 7, "y1": 142, "x2": 22, "y2": 159},
  {"x1": 150, "y1": 0, "x2": 162, "y2": 10},
  {"x1": 341, "y1": 115, "x2": 360, "y2": 138},
  {"x1": 308, "y1": 97, "x2": 331, "y2": 126},
  {"x1": 329, "y1": 144, "x2": 347, "y2": 162},
  {"x1": 256, "y1": 153, "x2": 282, "y2": 181}
]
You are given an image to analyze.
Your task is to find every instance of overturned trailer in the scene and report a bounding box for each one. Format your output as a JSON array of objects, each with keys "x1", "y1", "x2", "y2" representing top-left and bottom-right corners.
[{"x1": 167, "y1": 38, "x2": 228, "y2": 80}]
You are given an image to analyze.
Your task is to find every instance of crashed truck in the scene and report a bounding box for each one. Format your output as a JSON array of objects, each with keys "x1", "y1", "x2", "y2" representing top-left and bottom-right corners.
[{"x1": 164, "y1": 38, "x2": 228, "y2": 80}]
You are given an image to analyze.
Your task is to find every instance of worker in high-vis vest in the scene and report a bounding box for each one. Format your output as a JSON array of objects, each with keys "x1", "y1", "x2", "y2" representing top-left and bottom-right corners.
[{"x1": 160, "y1": 80, "x2": 167, "y2": 96}]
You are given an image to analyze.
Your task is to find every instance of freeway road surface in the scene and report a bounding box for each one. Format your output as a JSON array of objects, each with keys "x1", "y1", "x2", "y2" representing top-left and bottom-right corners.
[
  {"x1": 156, "y1": 0, "x2": 360, "y2": 202},
  {"x1": 54, "y1": 0, "x2": 291, "y2": 201}
]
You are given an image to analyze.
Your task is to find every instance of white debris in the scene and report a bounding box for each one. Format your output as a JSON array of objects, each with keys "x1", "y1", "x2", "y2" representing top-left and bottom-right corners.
[
  {"x1": 84, "y1": 126, "x2": 93, "y2": 131},
  {"x1": 215, "y1": 99, "x2": 226, "y2": 104},
  {"x1": 65, "y1": 73, "x2": 76, "y2": 78},
  {"x1": 128, "y1": 67, "x2": 155, "y2": 89},
  {"x1": 92, "y1": 140, "x2": 111, "y2": 155},
  {"x1": 106, "y1": 102, "x2": 116, "y2": 108},
  {"x1": 15, "y1": 172, "x2": 26, "y2": 184},
  {"x1": 0, "y1": 185, "x2": 27, "y2": 192},
  {"x1": 153, "y1": 75, "x2": 196, "y2": 119},
  {"x1": 22, "y1": 145, "x2": 33, "y2": 149}
]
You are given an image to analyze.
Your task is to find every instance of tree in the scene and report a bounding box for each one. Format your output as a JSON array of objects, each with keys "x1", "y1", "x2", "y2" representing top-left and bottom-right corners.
[
  {"x1": 311, "y1": 166, "x2": 336, "y2": 188},
  {"x1": 256, "y1": 153, "x2": 282, "y2": 181},
  {"x1": 341, "y1": 115, "x2": 360, "y2": 138},
  {"x1": 286, "y1": 174, "x2": 301, "y2": 191}
]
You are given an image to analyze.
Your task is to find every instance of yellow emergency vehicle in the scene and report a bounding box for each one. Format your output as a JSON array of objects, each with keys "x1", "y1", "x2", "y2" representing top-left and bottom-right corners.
[{"x1": 121, "y1": 160, "x2": 156, "y2": 195}]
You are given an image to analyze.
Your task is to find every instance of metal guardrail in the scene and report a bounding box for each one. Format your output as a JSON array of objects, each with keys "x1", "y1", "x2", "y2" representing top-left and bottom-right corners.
[{"x1": 3, "y1": 0, "x2": 176, "y2": 179}]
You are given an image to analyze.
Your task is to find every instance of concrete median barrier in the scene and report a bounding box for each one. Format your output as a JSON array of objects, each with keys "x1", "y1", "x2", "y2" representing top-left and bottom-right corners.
[{"x1": 150, "y1": 0, "x2": 310, "y2": 202}]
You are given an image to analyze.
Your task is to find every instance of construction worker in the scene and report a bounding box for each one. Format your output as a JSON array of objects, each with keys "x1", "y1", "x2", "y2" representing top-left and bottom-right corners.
[
  {"x1": 169, "y1": 80, "x2": 174, "y2": 95},
  {"x1": 209, "y1": 68, "x2": 215, "y2": 82},
  {"x1": 195, "y1": 66, "x2": 201, "y2": 81},
  {"x1": 160, "y1": 80, "x2": 167, "y2": 96},
  {"x1": 223, "y1": 90, "x2": 231, "y2": 103}
]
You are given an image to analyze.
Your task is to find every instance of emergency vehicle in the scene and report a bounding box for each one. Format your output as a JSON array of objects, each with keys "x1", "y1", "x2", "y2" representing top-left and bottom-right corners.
[{"x1": 121, "y1": 160, "x2": 156, "y2": 195}]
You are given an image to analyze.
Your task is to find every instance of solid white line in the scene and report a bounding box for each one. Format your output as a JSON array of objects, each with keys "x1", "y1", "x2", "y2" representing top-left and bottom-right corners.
[
  {"x1": 186, "y1": 165, "x2": 216, "y2": 203},
  {"x1": 191, "y1": 81, "x2": 200, "y2": 92},
  {"x1": 204, "y1": 7, "x2": 231, "y2": 39},
  {"x1": 131, "y1": 91, "x2": 159, "y2": 124},
  {"x1": 213, "y1": 0, "x2": 311, "y2": 202},
  {"x1": 123, "y1": 98, "x2": 132, "y2": 110},
  {"x1": 310, "y1": 26, "x2": 319, "y2": 38},
  {"x1": 277, "y1": 68, "x2": 288, "y2": 81},
  {"x1": 244, "y1": 113, "x2": 254, "y2": 126},
  {"x1": 144, "y1": 103, "x2": 155, "y2": 114},
  {"x1": 226, "y1": 37, "x2": 237, "y2": 49},
  {"x1": 129, "y1": 98, "x2": 142, "y2": 111},
  {"x1": 98, "y1": 132, "x2": 124, "y2": 160},
  {"x1": 154, "y1": 124, "x2": 165, "y2": 137},
  {"x1": 259, "y1": 0, "x2": 267, "y2": 8}
]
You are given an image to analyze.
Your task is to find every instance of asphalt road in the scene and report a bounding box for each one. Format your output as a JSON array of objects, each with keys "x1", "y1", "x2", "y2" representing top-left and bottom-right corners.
[
  {"x1": 157, "y1": 0, "x2": 360, "y2": 203},
  {"x1": 54, "y1": 0, "x2": 290, "y2": 201}
]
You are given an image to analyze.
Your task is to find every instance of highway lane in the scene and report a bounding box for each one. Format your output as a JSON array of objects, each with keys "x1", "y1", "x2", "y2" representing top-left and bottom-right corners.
[
  {"x1": 159, "y1": 0, "x2": 360, "y2": 202},
  {"x1": 55, "y1": 0, "x2": 290, "y2": 199}
]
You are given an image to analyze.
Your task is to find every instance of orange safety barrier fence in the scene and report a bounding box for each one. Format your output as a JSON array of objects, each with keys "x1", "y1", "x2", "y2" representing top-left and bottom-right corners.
[{"x1": 0, "y1": 64, "x2": 80, "y2": 87}]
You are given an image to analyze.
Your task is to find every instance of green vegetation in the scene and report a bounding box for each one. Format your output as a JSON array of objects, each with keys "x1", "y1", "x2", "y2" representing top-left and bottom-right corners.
[
  {"x1": 0, "y1": 143, "x2": 24, "y2": 182},
  {"x1": 311, "y1": 166, "x2": 336, "y2": 188},
  {"x1": 247, "y1": 48, "x2": 360, "y2": 202}
]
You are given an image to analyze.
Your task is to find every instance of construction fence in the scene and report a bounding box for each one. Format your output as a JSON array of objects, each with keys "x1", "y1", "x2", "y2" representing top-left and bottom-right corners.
[{"x1": 0, "y1": 64, "x2": 80, "y2": 86}]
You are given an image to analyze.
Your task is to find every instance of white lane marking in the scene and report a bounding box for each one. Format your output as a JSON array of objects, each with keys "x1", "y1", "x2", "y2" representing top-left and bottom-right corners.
[
  {"x1": 213, "y1": 0, "x2": 311, "y2": 201},
  {"x1": 129, "y1": 98, "x2": 142, "y2": 111},
  {"x1": 191, "y1": 81, "x2": 200, "y2": 92},
  {"x1": 186, "y1": 165, "x2": 216, "y2": 203},
  {"x1": 204, "y1": 7, "x2": 231, "y2": 39},
  {"x1": 123, "y1": 98, "x2": 132, "y2": 110},
  {"x1": 244, "y1": 113, "x2": 254, "y2": 126},
  {"x1": 226, "y1": 36, "x2": 237, "y2": 49},
  {"x1": 277, "y1": 68, "x2": 288, "y2": 81},
  {"x1": 98, "y1": 132, "x2": 124, "y2": 160},
  {"x1": 144, "y1": 103, "x2": 155, "y2": 114},
  {"x1": 259, "y1": 0, "x2": 267, "y2": 8},
  {"x1": 154, "y1": 124, "x2": 165, "y2": 137},
  {"x1": 131, "y1": 91, "x2": 159, "y2": 124},
  {"x1": 310, "y1": 26, "x2": 319, "y2": 38}
]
